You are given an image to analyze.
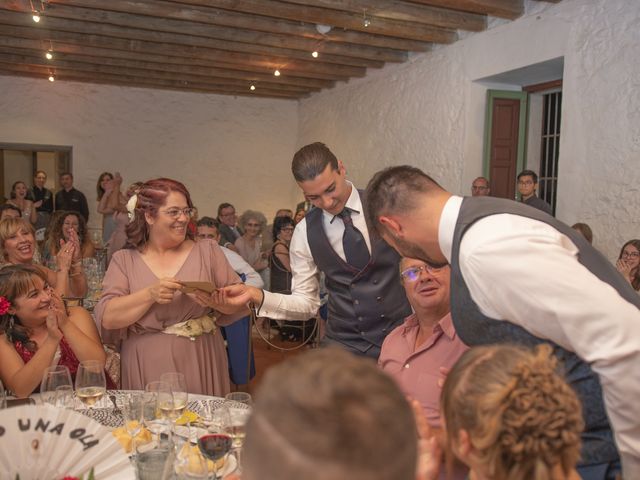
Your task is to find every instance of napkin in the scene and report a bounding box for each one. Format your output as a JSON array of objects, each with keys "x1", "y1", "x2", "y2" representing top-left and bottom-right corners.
[{"x1": 112, "y1": 422, "x2": 153, "y2": 453}]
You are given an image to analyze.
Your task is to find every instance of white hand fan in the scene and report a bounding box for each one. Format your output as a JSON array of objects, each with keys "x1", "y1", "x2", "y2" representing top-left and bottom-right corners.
[{"x1": 0, "y1": 405, "x2": 135, "y2": 479}]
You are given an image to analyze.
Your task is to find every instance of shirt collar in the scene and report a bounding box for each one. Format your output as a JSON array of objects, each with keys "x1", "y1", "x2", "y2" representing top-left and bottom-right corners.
[
  {"x1": 438, "y1": 195, "x2": 463, "y2": 264},
  {"x1": 401, "y1": 312, "x2": 456, "y2": 340},
  {"x1": 328, "y1": 182, "x2": 360, "y2": 223}
]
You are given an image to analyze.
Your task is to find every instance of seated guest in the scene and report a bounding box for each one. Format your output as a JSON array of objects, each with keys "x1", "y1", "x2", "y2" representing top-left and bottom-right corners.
[
  {"x1": 42, "y1": 211, "x2": 95, "y2": 267},
  {"x1": 572, "y1": 222, "x2": 593, "y2": 244},
  {"x1": 196, "y1": 217, "x2": 264, "y2": 289},
  {"x1": 235, "y1": 210, "x2": 269, "y2": 287},
  {"x1": 263, "y1": 208, "x2": 294, "y2": 253},
  {"x1": 241, "y1": 348, "x2": 418, "y2": 480},
  {"x1": 0, "y1": 264, "x2": 109, "y2": 397},
  {"x1": 0, "y1": 204, "x2": 22, "y2": 221},
  {"x1": 436, "y1": 344, "x2": 583, "y2": 480},
  {"x1": 7, "y1": 181, "x2": 37, "y2": 224},
  {"x1": 0, "y1": 218, "x2": 87, "y2": 297},
  {"x1": 216, "y1": 202, "x2": 242, "y2": 251},
  {"x1": 94, "y1": 178, "x2": 247, "y2": 396},
  {"x1": 379, "y1": 258, "x2": 467, "y2": 427},
  {"x1": 616, "y1": 239, "x2": 640, "y2": 291}
]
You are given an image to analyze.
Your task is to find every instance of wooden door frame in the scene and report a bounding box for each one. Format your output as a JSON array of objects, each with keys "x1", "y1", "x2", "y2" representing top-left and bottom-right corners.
[{"x1": 482, "y1": 90, "x2": 529, "y2": 185}]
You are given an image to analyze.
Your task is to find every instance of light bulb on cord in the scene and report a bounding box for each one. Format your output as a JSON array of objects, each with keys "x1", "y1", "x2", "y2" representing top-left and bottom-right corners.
[
  {"x1": 250, "y1": 85, "x2": 256, "y2": 91},
  {"x1": 274, "y1": 69, "x2": 281, "y2": 77},
  {"x1": 311, "y1": 51, "x2": 319, "y2": 58},
  {"x1": 45, "y1": 51, "x2": 53, "y2": 60},
  {"x1": 48, "y1": 73, "x2": 55, "y2": 82},
  {"x1": 32, "y1": 11, "x2": 41, "y2": 22}
]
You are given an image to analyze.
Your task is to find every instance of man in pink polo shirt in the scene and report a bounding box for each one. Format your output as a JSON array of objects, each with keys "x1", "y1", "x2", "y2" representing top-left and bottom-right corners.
[{"x1": 379, "y1": 257, "x2": 468, "y2": 427}]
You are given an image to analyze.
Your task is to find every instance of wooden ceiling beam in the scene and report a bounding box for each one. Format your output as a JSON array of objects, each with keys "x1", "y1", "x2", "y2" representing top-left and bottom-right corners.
[
  {"x1": 0, "y1": 24, "x2": 365, "y2": 79},
  {"x1": 0, "y1": 9, "x2": 386, "y2": 69},
  {"x1": 0, "y1": 34, "x2": 347, "y2": 81},
  {"x1": 0, "y1": 45, "x2": 334, "y2": 89},
  {"x1": 226, "y1": 0, "x2": 487, "y2": 32},
  {"x1": 0, "y1": 63, "x2": 305, "y2": 98},
  {"x1": 0, "y1": 6, "x2": 406, "y2": 65},
  {"x1": 405, "y1": 0, "x2": 523, "y2": 20},
  {"x1": 166, "y1": 0, "x2": 457, "y2": 43},
  {"x1": 33, "y1": 0, "x2": 433, "y2": 51},
  {"x1": 0, "y1": 51, "x2": 318, "y2": 93}
]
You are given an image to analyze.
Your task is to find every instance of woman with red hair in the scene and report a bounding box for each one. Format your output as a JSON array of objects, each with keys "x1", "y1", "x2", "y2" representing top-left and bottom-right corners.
[{"x1": 94, "y1": 178, "x2": 247, "y2": 395}]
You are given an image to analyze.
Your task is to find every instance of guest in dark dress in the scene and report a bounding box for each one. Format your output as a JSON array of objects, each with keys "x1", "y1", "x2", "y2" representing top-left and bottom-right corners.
[{"x1": 0, "y1": 264, "x2": 109, "y2": 397}]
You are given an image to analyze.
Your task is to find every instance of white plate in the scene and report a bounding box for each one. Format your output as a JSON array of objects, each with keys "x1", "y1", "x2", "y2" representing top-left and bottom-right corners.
[{"x1": 174, "y1": 425, "x2": 209, "y2": 443}]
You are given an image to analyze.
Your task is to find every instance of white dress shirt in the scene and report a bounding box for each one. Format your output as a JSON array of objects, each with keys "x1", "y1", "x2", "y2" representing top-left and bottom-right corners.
[
  {"x1": 439, "y1": 195, "x2": 640, "y2": 477},
  {"x1": 221, "y1": 246, "x2": 264, "y2": 289},
  {"x1": 259, "y1": 183, "x2": 370, "y2": 320}
]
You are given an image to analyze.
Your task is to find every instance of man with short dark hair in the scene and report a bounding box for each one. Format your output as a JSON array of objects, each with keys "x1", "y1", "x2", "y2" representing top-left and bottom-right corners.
[
  {"x1": 364, "y1": 165, "x2": 640, "y2": 479},
  {"x1": 241, "y1": 348, "x2": 418, "y2": 480},
  {"x1": 517, "y1": 169, "x2": 552, "y2": 215},
  {"x1": 54, "y1": 172, "x2": 89, "y2": 222},
  {"x1": 216, "y1": 202, "x2": 242, "y2": 251},
  {"x1": 470, "y1": 176, "x2": 490, "y2": 196},
  {"x1": 0, "y1": 204, "x2": 22, "y2": 220},
  {"x1": 222, "y1": 143, "x2": 411, "y2": 359},
  {"x1": 26, "y1": 170, "x2": 54, "y2": 230}
]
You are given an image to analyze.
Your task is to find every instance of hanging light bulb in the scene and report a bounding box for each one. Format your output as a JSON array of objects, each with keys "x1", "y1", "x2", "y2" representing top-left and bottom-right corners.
[
  {"x1": 311, "y1": 51, "x2": 319, "y2": 58},
  {"x1": 250, "y1": 85, "x2": 256, "y2": 91},
  {"x1": 45, "y1": 50, "x2": 53, "y2": 60},
  {"x1": 274, "y1": 69, "x2": 281, "y2": 77},
  {"x1": 32, "y1": 11, "x2": 41, "y2": 22},
  {"x1": 363, "y1": 9, "x2": 371, "y2": 27},
  {"x1": 48, "y1": 73, "x2": 55, "y2": 82}
]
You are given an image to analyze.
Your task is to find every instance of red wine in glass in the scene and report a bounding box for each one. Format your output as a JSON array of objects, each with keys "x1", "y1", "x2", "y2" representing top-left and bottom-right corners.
[{"x1": 198, "y1": 433, "x2": 232, "y2": 461}]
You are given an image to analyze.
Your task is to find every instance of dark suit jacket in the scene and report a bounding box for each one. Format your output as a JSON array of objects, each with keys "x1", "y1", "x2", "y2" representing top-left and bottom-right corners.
[{"x1": 217, "y1": 223, "x2": 243, "y2": 247}]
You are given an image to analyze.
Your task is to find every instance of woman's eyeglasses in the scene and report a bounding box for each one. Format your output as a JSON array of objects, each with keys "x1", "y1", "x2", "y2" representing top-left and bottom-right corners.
[
  {"x1": 280, "y1": 227, "x2": 295, "y2": 233},
  {"x1": 161, "y1": 208, "x2": 197, "y2": 219},
  {"x1": 622, "y1": 251, "x2": 640, "y2": 258},
  {"x1": 400, "y1": 264, "x2": 447, "y2": 282}
]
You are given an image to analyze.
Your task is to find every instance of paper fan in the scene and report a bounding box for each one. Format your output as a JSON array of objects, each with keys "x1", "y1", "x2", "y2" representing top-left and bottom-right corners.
[{"x1": 0, "y1": 405, "x2": 135, "y2": 479}]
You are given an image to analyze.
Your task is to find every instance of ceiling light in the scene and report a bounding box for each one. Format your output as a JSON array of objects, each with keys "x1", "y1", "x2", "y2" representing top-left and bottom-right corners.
[
  {"x1": 363, "y1": 9, "x2": 370, "y2": 27},
  {"x1": 311, "y1": 51, "x2": 319, "y2": 58},
  {"x1": 48, "y1": 73, "x2": 55, "y2": 82},
  {"x1": 250, "y1": 85, "x2": 256, "y2": 91},
  {"x1": 316, "y1": 24, "x2": 332, "y2": 35},
  {"x1": 45, "y1": 51, "x2": 53, "y2": 60},
  {"x1": 274, "y1": 69, "x2": 281, "y2": 77},
  {"x1": 32, "y1": 12, "x2": 41, "y2": 22}
]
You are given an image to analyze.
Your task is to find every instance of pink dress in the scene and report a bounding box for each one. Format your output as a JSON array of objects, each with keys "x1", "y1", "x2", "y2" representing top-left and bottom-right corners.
[
  {"x1": 94, "y1": 240, "x2": 244, "y2": 396},
  {"x1": 106, "y1": 211, "x2": 129, "y2": 263}
]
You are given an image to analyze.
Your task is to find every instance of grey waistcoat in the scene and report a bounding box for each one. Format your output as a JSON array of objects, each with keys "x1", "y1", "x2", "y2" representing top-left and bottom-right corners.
[
  {"x1": 450, "y1": 196, "x2": 640, "y2": 466},
  {"x1": 306, "y1": 195, "x2": 411, "y2": 353}
]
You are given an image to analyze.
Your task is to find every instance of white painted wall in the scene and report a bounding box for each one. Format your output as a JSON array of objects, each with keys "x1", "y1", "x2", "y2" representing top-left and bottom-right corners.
[
  {"x1": 0, "y1": 78, "x2": 300, "y2": 228},
  {"x1": 298, "y1": 0, "x2": 640, "y2": 260}
]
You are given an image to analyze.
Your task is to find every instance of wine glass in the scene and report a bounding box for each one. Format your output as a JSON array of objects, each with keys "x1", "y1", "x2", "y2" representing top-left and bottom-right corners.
[
  {"x1": 160, "y1": 372, "x2": 188, "y2": 422},
  {"x1": 40, "y1": 365, "x2": 73, "y2": 406},
  {"x1": 225, "y1": 406, "x2": 251, "y2": 449},
  {"x1": 144, "y1": 381, "x2": 172, "y2": 442},
  {"x1": 55, "y1": 385, "x2": 75, "y2": 409},
  {"x1": 123, "y1": 393, "x2": 145, "y2": 456},
  {"x1": 75, "y1": 360, "x2": 106, "y2": 408},
  {"x1": 197, "y1": 433, "x2": 232, "y2": 480}
]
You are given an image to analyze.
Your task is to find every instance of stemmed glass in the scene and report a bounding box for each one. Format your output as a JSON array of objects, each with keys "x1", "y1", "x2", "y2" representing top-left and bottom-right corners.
[
  {"x1": 40, "y1": 365, "x2": 73, "y2": 406},
  {"x1": 75, "y1": 360, "x2": 106, "y2": 408},
  {"x1": 123, "y1": 393, "x2": 145, "y2": 456},
  {"x1": 160, "y1": 372, "x2": 188, "y2": 424},
  {"x1": 197, "y1": 432, "x2": 232, "y2": 480},
  {"x1": 224, "y1": 393, "x2": 252, "y2": 450},
  {"x1": 144, "y1": 381, "x2": 172, "y2": 443}
]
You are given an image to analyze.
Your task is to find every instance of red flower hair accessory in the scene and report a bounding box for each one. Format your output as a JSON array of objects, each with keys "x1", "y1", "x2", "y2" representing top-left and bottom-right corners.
[{"x1": 0, "y1": 296, "x2": 11, "y2": 316}]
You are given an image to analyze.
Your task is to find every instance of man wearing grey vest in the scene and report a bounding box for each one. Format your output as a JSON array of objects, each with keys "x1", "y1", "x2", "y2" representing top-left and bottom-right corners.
[
  {"x1": 222, "y1": 143, "x2": 411, "y2": 359},
  {"x1": 364, "y1": 165, "x2": 640, "y2": 480}
]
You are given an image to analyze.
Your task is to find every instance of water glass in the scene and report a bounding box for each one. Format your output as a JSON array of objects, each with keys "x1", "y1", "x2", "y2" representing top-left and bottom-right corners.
[
  {"x1": 144, "y1": 382, "x2": 172, "y2": 440},
  {"x1": 40, "y1": 365, "x2": 73, "y2": 406},
  {"x1": 160, "y1": 372, "x2": 188, "y2": 422},
  {"x1": 135, "y1": 446, "x2": 171, "y2": 480},
  {"x1": 55, "y1": 385, "x2": 75, "y2": 409},
  {"x1": 225, "y1": 392, "x2": 252, "y2": 406},
  {"x1": 123, "y1": 393, "x2": 144, "y2": 455}
]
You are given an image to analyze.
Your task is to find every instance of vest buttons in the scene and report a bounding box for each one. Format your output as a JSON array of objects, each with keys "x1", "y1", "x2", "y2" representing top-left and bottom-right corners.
[
  {"x1": 380, "y1": 314, "x2": 385, "y2": 318},
  {"x1": 376, "y1": 296, "x2": 382, "y2": 302},
  {"x1": 358, "y1": 316, "x2": 363, "y2": 321},
  {"x1": 360, "y1": 331, "x2": 365, "y2": 336},
  {"x1": 354, "y1": 299, "x2": 360, "y2": 305},
  {"x1": 373, "y1": 279, "x2": 379, "y2": 284}
]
